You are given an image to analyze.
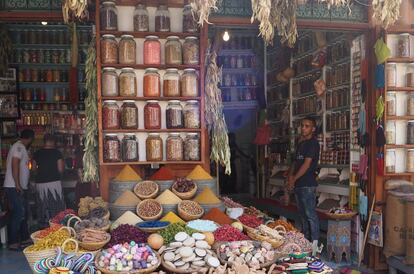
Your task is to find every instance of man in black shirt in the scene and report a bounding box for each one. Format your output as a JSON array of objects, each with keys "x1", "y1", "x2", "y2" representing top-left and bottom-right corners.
[{"x1": 288, "y1": 117, "x2": 320, "y2": 255}]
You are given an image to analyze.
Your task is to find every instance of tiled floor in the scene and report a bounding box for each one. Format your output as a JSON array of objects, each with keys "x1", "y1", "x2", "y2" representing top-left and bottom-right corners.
[{"x1": 0, "y1": 248, "x2": 32, "y2": 274}]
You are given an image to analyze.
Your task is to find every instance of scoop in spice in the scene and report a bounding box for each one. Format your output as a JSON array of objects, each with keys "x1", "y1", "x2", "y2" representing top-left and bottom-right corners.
[
  {"x1": 114, "y1": 190, "x2": 141, "y2": 206},
  {"x1": 186, "y1": 165, "x2": 213, "y2": 180},
  {"x1": 114, "y1": 165, "x2": 142, "y2": 181},
  {"x1": 193, "y1": 187, "x2": 221, "y2": 204}
]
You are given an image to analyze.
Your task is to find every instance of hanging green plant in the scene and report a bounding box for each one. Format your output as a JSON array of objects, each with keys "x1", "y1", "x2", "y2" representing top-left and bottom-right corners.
[
  {"x1": 82, "y1": 36, "x2": 99, "y2": 184},
  {"x1": 0, "y1": 24, "x2": 12, "y2": 76}
]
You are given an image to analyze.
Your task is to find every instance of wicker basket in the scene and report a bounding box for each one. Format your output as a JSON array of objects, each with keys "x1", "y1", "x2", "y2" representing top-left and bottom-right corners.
[
  {"x1": 102, "y1": 210, "x2": 110, "y2": 221},
  {"x1": 171, "y1": 183, "x2": 197, "y2": 200},
  {"x1": 134, "y1": 180, "x2": 159, "y2": 200},
  {"x1": 32, "y1": 226, "x2": 76, "y2": 243},
  {"x1": 326, "y1": 211, "x2": 357, "y2": 220},
  {"x1": 136, "y1": 199, "x2": 163, "y2": 221},
  {"x1": 240, "y1": 223, "x2": 257, "y2": 234},
  {"x1": 177, "y1": 200, "x2": 204, "y2": 221},
  {"x1": 136, "y1": 223, "x2": 170, "y2": 233},
  {"x1": 61, "y1": 238, "x2": 80, "y2": 254},
  {"x1": 95, "y1": 252, "x2": 161, "y2": 274},
  {"x1": 67, "y1": 215, "x2": 82, "y2": 228},
  {"x1": 246, "y1": 230, "x2": 284, "y2": 248},
  {"x1": 78, "y1": 232, "x2": 111, "y2": 251},
  {"x1": 23, "y1": 246, "x2": 57, "y2": 272},
  {"x1": 161, "y1": 259, "x2": 204, "y2": 273}
]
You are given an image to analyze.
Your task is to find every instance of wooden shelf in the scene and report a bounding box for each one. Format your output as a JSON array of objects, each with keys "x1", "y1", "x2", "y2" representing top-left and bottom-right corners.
[
  {"x1": 101, "y1": 160, "x2": 203, "y2": 166},
  {"x1": 385, "y1": 172, "x2": 414, "y2": 177},
  {"x1": 101, "y1": 64, "x2": 200, "y2": 70},
  {"x1": 387, "y1": 57, "x2": 414, "y2": 63},
  {"x1": 222, "y1": 68, "x2": 257, "y2": 73},
  {"x1": 100, "y1": 31, "x2": 199, "y2": 39},
  {"x1": 387, "y1": 87, "x2": 414, "y2": 92},
  {"x1": 386, "y1": 27, "x2": 414, "y2": 34},
  {"x1": 103, "y1": 129, "x2": 202, "y2": 133},
  {"x1": 385, "y1": 144, "x2": 414, "y2": 149},
  {"x1": 114, "y1": 0, "x2": 185, "y2": 7},
  {"x1": 218, "y1": 49, "x2": 255, "y2": 55},
  {"x1": 386, "y1": 116, "x2": 414, "y2": 120},
  {"x1": 101, "y1": 96, "x2": 200, "y2": 101}
]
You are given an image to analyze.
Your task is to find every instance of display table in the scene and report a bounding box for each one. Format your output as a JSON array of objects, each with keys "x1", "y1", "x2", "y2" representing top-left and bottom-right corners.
[{"x1": 387, "y1": 256, "x2": 414, "y2": 274}]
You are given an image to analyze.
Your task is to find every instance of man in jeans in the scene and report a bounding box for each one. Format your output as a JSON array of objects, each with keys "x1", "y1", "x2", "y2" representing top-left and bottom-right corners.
[
  {"x1": 3, "y1": 129, "x2": 34, "y2": 250},
  {"x1": 288, "y1": 117, "x2": 320, "y2": 256}
]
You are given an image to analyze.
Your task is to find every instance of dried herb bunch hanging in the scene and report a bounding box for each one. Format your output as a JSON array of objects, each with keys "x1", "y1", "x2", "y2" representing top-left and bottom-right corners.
[
  {"x1": 0, "y1": 24, "x2": 12, "y2": 76},
  {"x1": 190, "y1": 0, "x2": 220, "y2": 26},
  {"x1": 205, "y1": 51, "x2": 231, "y2": 175},
  {"x1": 82, "y1": 36, "x2": 99, "y2": 184},
  {"x1": 62, "y1": 0, "x2": 89, "y2": 24},
  {"x1": 372, "y1": 0, "x2": 402, "y2": 29},
  {"x1": 318, "y1": 0, "x2": 351, "y2": 10}
]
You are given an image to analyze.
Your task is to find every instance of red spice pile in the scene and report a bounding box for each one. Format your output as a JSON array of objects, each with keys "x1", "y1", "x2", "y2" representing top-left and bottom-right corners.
[
  {"x1": 202, "y1": 208, "x2": 232, "y2": 225},
  {"x1": 239, "y1": 214, "x2": 263, "y2": 228},
  {"x1": 214, "y1": 225, "x2": 250, "y2": 242},
  {"x1": 150, "y1": 166, "x2": 175, "y2": 180}
]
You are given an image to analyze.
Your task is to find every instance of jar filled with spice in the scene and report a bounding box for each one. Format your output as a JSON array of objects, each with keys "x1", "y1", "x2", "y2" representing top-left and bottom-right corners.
[
  {"x1": 102, "y1": 67, "x2": 119, "y2": 97},
  {"x1": 144, "y1": 100, "x2": 161, "y2": 129},
  {"x1": 166, "y1": 100, "x2": 183, "y2": 129},
  {"x1": 133, "y1": 4, "x2": 149, "y2": 32},
  {"x1": 103, "y1": 100, "x2": 120, "y2": 129},
  {"x1": 143, "y1": 68, "x2": 160, "y2": 97},
  {"x1": 407, "y1": 149, "x2": 414, "y2": 173},
  {"x1": 184, "y1": 100, "x2": 200, "y2": 129},
  {"x1": 119, "y1": 68, "x2": 137, "y2": 96},
  {"x1": 104, "y1": 134, "x2": 121, "y2": 162},
  {"x1": 183, "y1": 37, "x2": 199, "y2": 65},
  {"x1": 165, "y1": 36, "x2": 182, "y2": 65},
  {"x1": 408, "y1": 120, "x2": 414, "y2": 144},
  {"x1": 101, "y1": 34, "x2": 118, "y2": 64},
  {"x1": 119, "y1": 35, "x2": 136, "y2": 65},
  {"x1": 100, "y1": 1, "x2": 118, "y2": 31},
  {"x1": 407, "y1": 63, "x2": 414, "y2": 87},
  {"x1": 386, "y1": 121, "x2": 396, "y2": 145},
  {"x1": 183, "y1": 4, "x2": 198, "y2": 33},
  {"x1": 122, "y1": 134, "x2": 139, "y2": 162},
  {"x1": 397, "y1": 33, "x2": 410, "y2": 58},
  {"x1": 181, "y1": 68, "x2": 198, "y2": 96},
  {"x1": 166, "y1": 133, "x2": 183, "y2": 161},
  {"x1": 121, "y1": 100, "x2": 138, "y2": 129},
  {"x1": 184, "y1": 133, "x2": 200, "y2": 161},
  {"x1": 386, "y1": 149, "x2": 396, "y2": 173},
  {"x1": 408, "y1": 93, "x2": 414, "y2": 115},
  {"x1": 386, "y1": 63, "x2": 397, "y2": 87},
  {"x1": 155, "y1": 5, "x2": 170, "y2": 32},
  {"x1": 386, "y1": 92, "x2": 396, "y2": 116},
  {"x1": 146, "y1": 133, "x2": 163, "y2": 161},
  {"x1": 163, "y1": 68, "x2": 180, "y2": 97},
  {"x1": 144, "y1": 36, "x2": 161, "y2": 65}
]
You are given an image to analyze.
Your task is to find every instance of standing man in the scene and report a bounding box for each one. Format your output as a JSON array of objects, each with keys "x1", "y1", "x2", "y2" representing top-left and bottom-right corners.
[
  {"x1": 3, "y1": 129, "x2": 35, "y2": 250},
  {"x1": 288, "y1": 117, "x2": 320, "y2": 256}
]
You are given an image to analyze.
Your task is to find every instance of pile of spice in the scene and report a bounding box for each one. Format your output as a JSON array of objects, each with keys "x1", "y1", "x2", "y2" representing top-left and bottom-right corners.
[
  {"x1": 178, "y1": 200, "x2": 203, "y2": 217},
  {"x1": 186, "y1": 165, "x2": 213, "y2": 180},
  {"x1": 202, "y1": 208, "x2": 232, "y2": 225},
  {"x1": 161, "y1": 212, "x2": 185, "y2": 224},
  {"x1": 156, "y1": 189, "x2": 182, "y2": 205},
  {"x1": 134, "y1": 180, "x2": 158, "y2": 198},
  {"x1": 136, "y1": 199, "x2": 162, "y2": 219},
  {"x1": 275, "y1": 231, "x2": 312, "y2": 254},
  {"x1": 213, "y1": 225, "x2": 250, "y2": 242},
  {"x1": 108, "y1": 224, "x2": 148, "y2": 247},
  {"x1": 26, "y1": 229, "x2": 76, "y2": 252},
  {"x1": 114, "y1": 190, "x2": 141, "y2": 206},
  {"x1": 221, "y1": 196, "x2": 244, "y2": 208},
  {"x1": 111, "y1": 211, "x2": 143, "y2": 231},
  {"x1": 239, "y1": 214, "x2": 263, "y2": 228},
  {"x1": 159, "y1": 223, "x2": 196, "y2": 244},
  {"x1": 193, "y1": 187, "x2": 221, "y2": 204},
  {"x1": 187, "y1": 220, "x2": 219, "y2": 232},
  {"x1": 172, "y1": 178, "x2": 195, "y2": 193},
  {"x1": 33, "y1": 224, "x2": 63, "y2": 240},
  {"x1": 78, "y1": 196, "x2": 108, "y2": 218},
  {"x1": 114, "y1": 165, "x2": 142, "y2": 181},
  {"x1": 217, "y1": 241, "x2": 275, "y2": 268},
  {"x1": 150, "y1": 166, "x2": 175, "y2": 181},
  {"x1": 137, "y1": 221, "x2": 170, "y2": 229}
]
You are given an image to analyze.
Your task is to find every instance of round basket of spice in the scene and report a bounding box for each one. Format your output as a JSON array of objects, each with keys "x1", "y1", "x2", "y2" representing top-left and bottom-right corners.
[
  {"x1": 178, "y1": 200, "x2": 204, "y2": 221},
  {"x1": 171, "y1": 178, "x2": 197, "y2": 200},
  {"x1": 136, "y1": 199, "x2": 163, "y2": 221},
  {"x1": 238, "y1": 214, "x2": 263, "y2": 234},
  {"x1": 78, "y1": 228, "x2": 111, "y2": 251},
  {"x1": 134, "y1": 180, "x2": 159, "y2": 200}
]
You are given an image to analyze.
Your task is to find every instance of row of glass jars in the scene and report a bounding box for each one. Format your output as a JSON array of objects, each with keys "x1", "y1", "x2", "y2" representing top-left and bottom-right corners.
[
  {"x1": 101, "y1": 34, "x2": 199, "y2": 65},
  {"x1": 103, "y1": 132, "x2": 200, "y2": 162},
  {"x1": 386, "y1": 149, "x2": 414, "y2": 173},
  {"x1": 102, "y1": 67, "x2": 198, "y2": 97},
  {"x1": 100, "y1": 2, "x2": 197, "y2": 33},
  {"x1": 385, "y1": 121, "x2": 414, "y2": 145},
  {"x1": 386, "y1": 92, "x2": 414, "y2": 116},
  {"x1": 386, "y1": 63, "x2": 414, "y2": 88},
  {"x1": 103, "y1": 100, "x2": 200, "y2": 129}
]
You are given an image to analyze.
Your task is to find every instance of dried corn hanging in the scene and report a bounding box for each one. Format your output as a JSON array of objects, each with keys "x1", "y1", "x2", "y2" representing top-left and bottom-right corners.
[
  {"x1": 62, "y1": 0, "x2": 89, "y2": 24},
  {"x1": 372, "y1": 0, "x2": 402, "y2": 29},
  {"x1": 190, "y1": 0, "x2": 220, "y2": 26}
]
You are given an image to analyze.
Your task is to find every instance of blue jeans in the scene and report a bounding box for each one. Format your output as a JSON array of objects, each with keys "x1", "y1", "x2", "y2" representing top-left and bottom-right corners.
[
  {"x1": 294, "y1": 186, "x2": 320, "y2": 241},
  {"x1": 5, "y1": 188, "x2": 29, "y2": 245}
]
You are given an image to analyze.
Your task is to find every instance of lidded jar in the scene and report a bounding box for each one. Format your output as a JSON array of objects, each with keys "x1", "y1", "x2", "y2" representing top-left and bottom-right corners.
[
  {"x1": 133, "y1": 4, "x2": 149, "y2": 32},
  {"x1": 386, "y1": 121, "x2": 396, "y2": 145},
  {"x1": 163, "y1": 68, "x2": 180, "y2": 97},
  {"x1": 119, "y1": 67, "x2": 137, "y2": 96},
  {"x1": 101, "y1": 34, "x2": 118, "y2": 64},
  {"x1": 407, "y1": 93, "x2": 414, "y2": 116},
  {"x1": 100, "y1": 1, "x2": 118, "y2": 31},
  {"x1": 102, "y1": 100, "x2": 120, "y2": 129},
  {"x1": 144, "y1": 100, "x2": 161, "y2": 129},
  {"x1": 408, "y1": 120, "x2": 414, "y2": 144},
  {"x1": 181, "y1": 68, "x2": 198, "y2": 96},
  {"x1": 143, "y1": 68, "x2": 160, "y2": 97},
  {"x1": 183, "y1": 4, "x2": 197, "y2": 33},
  {"x1": 104, "y1": 134, "x2": 121, "y2": 162},
  {"x1": 166, "y1": 100, "x2": 183, "y2": 129},
  {"x1": 166, "y1": 133, "x2": 184, "y2": 161},
  {"x1": 155, "y1": 5, "x2": 170, "y2": 32},
  {"x1": 144, "y1": 36, "x2": 161, "y2": 65},
  {"x1": 184, "y1": 133, "x2": 200, "y2": 161},
  {"x1": 165, "y1": 36, "x2": 182, "y2": 65},
  {"x1": 397, "y1": 33, "x2": 410, "y2": 58},
  {"x1": 119, "y1": 35, "x2": 136, "y2": 65},
  {"x1": 122, "y1": 134, "x2": 139, "y2": 162},
  {"x1": 407, "y1": 149, "x2": 414, "y2": 173},
  {"x1": 386, "y1": 63, "x2": 397, "y2": 87},
  {"x1": 146, "y1": 133, "x2": 163, "y2": 161},
  {"x1": 121, "y1": 100, "x2": 138, "y2": 129},
  {"x1": 102, "y1": 67, "x2": 119, "y2": 97},
  {"x1": 386, "y1": 149, "x2": 396, "y2": 173},
  {"x1": 386, "y1": 92, "x2": 396, "y2": 116},
  {"x1": 183, "y1": 36, "x2": 199, "y2": 65},
  {"x1": 183, "y1": 100, "x2": 200, "y2": 129}
]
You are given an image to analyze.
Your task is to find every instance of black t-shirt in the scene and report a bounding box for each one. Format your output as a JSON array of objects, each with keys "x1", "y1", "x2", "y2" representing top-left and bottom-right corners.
[
  {"x1": 293, "y1": 138, "x2": 320, "y2": 188},
  {"x1": 33, "y1": 148, "x2": 63, "y2": 183}
]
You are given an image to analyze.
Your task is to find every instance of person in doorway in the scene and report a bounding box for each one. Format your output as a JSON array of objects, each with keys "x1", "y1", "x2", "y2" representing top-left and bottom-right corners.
[
  {"x1": 3, "y1": 129, "x2": 35, "y2": 251},
  {"x1": 287, "y1": 117, "x2": 320, "y2": 256},
  {"x1": 32, "y1": 134, "x2": 66, "y2": 228}
]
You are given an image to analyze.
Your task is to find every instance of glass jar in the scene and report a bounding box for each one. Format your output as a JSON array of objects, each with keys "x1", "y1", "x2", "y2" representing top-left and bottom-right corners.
[
  {"x1": 143, "y1": 68, "x2": 160, "y2": 97},
  {"x1": 102, "y1": 67, "x2": 119, "y2": 97},
  {"x1": 386, "y1": 149, "x2": 396, "y2": 173},
  {"x1": 407, "y1": 149, "x2": 414, "y2": 172},
  {"x1": 163, "y1": 68, "x2": 180, "y2": 97},
  {"x1": 183, "y1": 36, "x2": 199, "y2": 65},
  {"x1": 386, "y1": 121, "x2": 396, "y2": 145},
  {"x1": 386, "y1": 63, "x2": 397, "y2": 87},
  {"x1": 121, "y1": 100, "x2": 138, "y2": 129},
  {"x1": 184, "y1": 133, "x2": 200, "y2": 161},
  {"x1": 397, "y1": 33, "x2": 410, "y2": 58},
  {"x1": 165, "y1": 36, "x2": 182, "y2": 65},
  {"x1": 144, "y1": 100, "x2": 161, "y2": 129},
  {"x1": 386, "y1": 92, "x2": 396, "y2": 116},
  {"x1": 184, "y1": 100, "x2": 200, "y2": 129},
  {"x1": 119, "y1": 68, "x2": 137, "y2": 96},
  {"x1": 166, "y1": 100, "x2": 183, "y2": 129},
  {"x1": 103, "y1": 100, "x2": 120, "y2": 129},
  {"x1": 183, "y1": 4, "x2": 198, "y2": 33},
  {"x1": 181, "y1": 68, "x2": 198, "y2": 96},
  {"x1": 133, "y1": 4, "x2": 149, "y2": 32},
  {"x1": 146, "y1": 133, "x2": 163, "y2": 161},
  {"x1": 408, "y1": 120, "x2": 414, "y2": 144},
  {"x1": 155, "y1": 5, "x2": 170, "y2": 32},
  {"x1": 101, "y1": 34, "x2": 118, "y2": 64},
  {"x1": 166, "y1": 133, "x2": 183, "y2": 161},
  {"x1": 144, "y1": 36, "x2": 161, "y2": 65},
  {"x1": 100, "y1": 1, "x2": 118, "y2": 31},
  {"x1": 104, "y1": 134, "x2": 121, "y2": 162},
  {"x1": 122, "y1": 134, "x2": 139, "y2": 162},
  {"x1": 408, "y1": 94, "x2": 414, "y2": 115},
  {"x1": 119, "y1": 35, "x2": 136, "y2": 65},
  {"x1": 407, "y1": 63, "x2": 414, "y2": 87}
]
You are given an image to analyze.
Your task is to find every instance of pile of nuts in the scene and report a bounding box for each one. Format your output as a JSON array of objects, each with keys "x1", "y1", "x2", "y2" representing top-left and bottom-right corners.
[
  {"x1": 173, "y1": 178, "x2": 195, "y2": 193},
  {"x1": 137, "y1": 199, "x2": 162, "y2": 219},
  {"x1": 178, "y1": 200, "x2": 203, "y2": 216},
  {"x1": 134, "y1": 181, "x2": 158, "y2": 197}
]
